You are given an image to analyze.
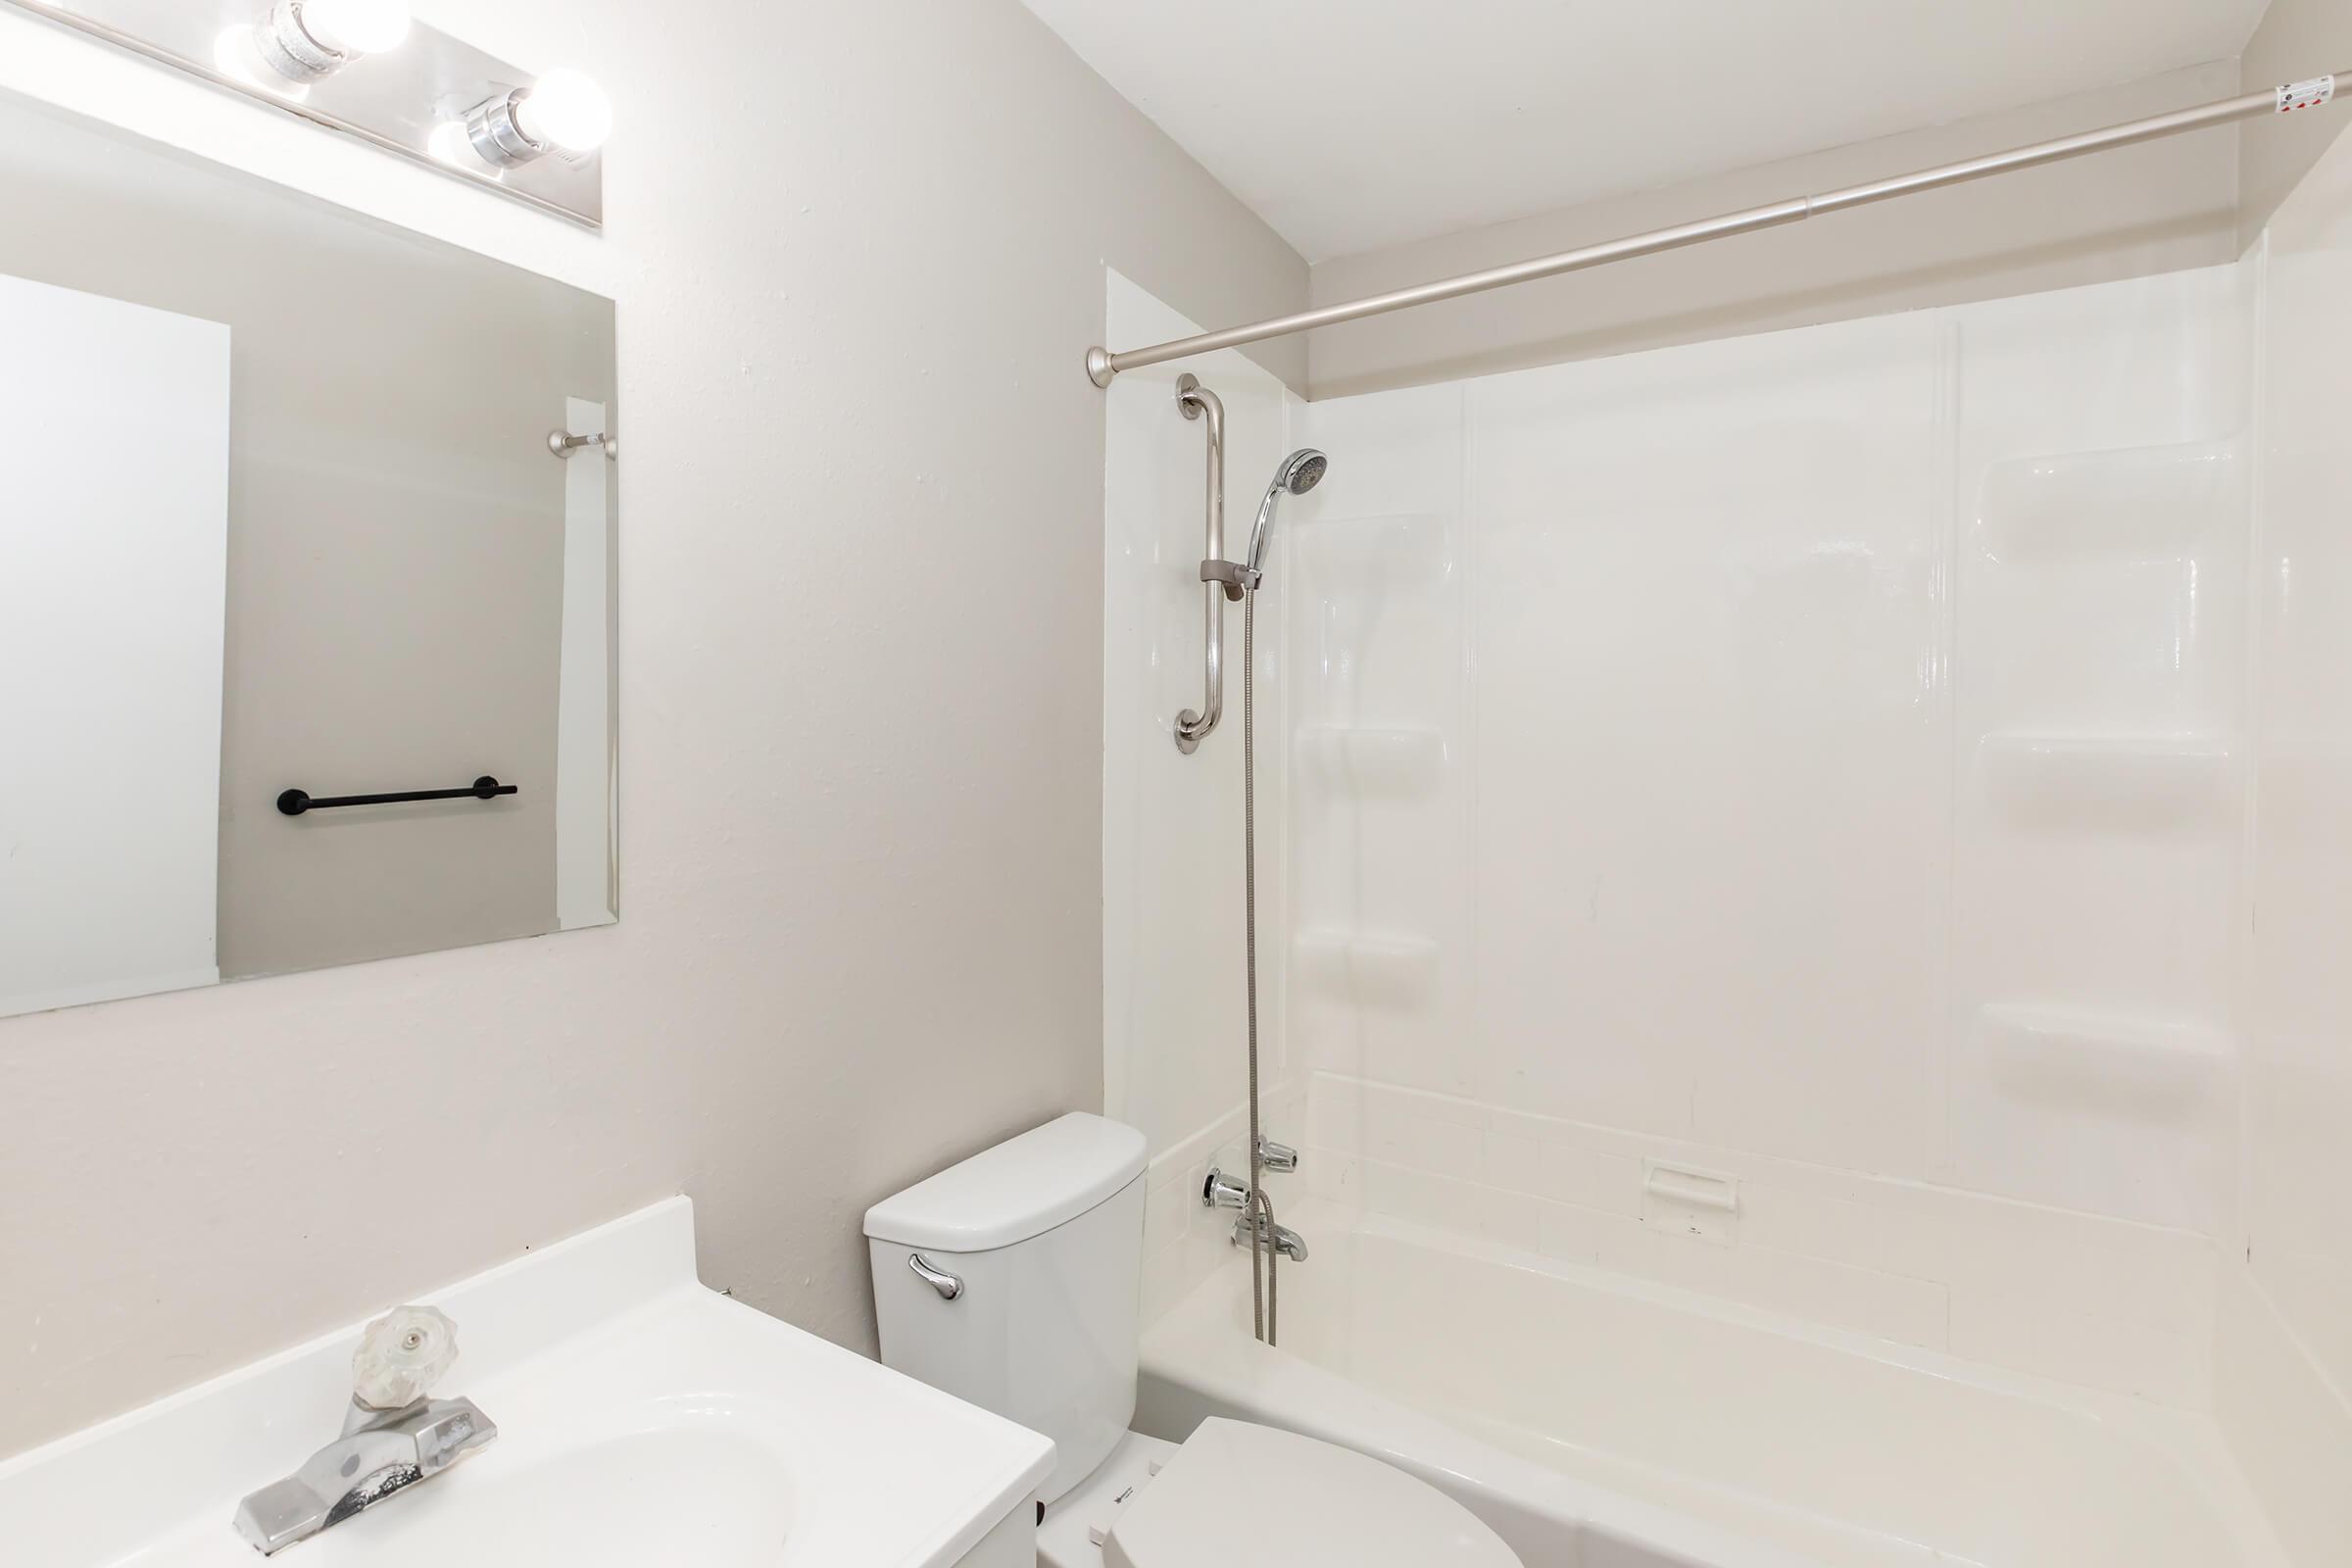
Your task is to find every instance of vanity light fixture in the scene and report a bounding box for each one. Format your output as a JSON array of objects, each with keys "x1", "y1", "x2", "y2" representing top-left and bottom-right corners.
[
  {"x1": 463, "y1": 68, "x2": 612, "y2": 167},
  {"x1": 2, "y1": 0, "x2": 607, "y2": 225},
  {"x1": 252, "y1": 0, "x2": 410, "y2": 82}
]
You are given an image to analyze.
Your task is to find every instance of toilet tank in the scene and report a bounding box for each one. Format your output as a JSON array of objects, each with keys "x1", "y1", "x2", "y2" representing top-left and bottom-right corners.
[{"x1": 864, "y1": 1113, "x2": 1149, "y2": 1504}]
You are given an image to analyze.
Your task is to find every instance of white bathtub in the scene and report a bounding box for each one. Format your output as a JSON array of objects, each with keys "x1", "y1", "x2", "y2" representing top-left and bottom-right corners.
[{"x1": 1136, "y1": 1201, "x2": 2288, "y2": 1568}]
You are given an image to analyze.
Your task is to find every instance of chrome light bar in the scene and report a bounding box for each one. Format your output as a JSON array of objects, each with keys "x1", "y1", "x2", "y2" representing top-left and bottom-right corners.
[{"x1": 2, "y1": 0, "x2": 607, "y2": 226}]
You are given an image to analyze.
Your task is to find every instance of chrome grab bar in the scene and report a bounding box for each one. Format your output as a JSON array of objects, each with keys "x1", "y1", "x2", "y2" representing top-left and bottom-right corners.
[{"x1": 1173, "y1": 373, "x2": 1232, "y2": 755}]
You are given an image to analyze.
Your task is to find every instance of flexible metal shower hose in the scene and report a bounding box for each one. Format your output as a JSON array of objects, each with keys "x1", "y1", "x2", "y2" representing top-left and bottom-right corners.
[{"x1": 1244, "y1": 586, "x2": 1277, "y2": 1347}]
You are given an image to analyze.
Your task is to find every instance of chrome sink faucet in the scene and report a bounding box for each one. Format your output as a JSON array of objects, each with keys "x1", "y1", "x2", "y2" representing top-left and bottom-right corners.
[{"x1": 234, "y1": 1306, "x2": 497, "y2": 1555}]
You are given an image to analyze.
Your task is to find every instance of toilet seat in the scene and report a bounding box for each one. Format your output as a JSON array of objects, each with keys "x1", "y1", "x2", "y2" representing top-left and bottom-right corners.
[{"x1": 1102, "y1": 1418, "x2": 1521, "y2": 1568}]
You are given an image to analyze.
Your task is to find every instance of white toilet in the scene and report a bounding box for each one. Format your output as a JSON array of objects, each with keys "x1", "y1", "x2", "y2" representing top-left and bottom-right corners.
[{"x1": 865, "y1": 1112, "x2": 1521, "y2": 1567}]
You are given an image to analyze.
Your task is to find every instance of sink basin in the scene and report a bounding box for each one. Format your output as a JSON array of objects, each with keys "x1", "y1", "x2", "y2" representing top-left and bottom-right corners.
[
  {"x1": 0, "y1": 1200, "x2": 1052, "y2": 1567},
  {"x1": 295, "y1": 1422, "x2": 796, "y2": 1567}
]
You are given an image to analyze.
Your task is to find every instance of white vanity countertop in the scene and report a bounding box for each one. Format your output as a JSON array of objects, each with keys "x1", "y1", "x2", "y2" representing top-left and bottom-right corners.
[{"x1": 0, "y1": 1199, "x2": 1054, "y2": 1567}]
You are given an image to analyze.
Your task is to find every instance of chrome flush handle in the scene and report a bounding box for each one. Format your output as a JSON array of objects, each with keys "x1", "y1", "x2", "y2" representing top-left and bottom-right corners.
[{"x1": 908, "y1": 1252, "x2": 963, "y2": 1301}]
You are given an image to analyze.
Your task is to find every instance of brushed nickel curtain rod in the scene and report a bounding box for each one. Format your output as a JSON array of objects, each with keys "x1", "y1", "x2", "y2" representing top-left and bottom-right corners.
[{"x1": 1086, "y1": 72, "x2": 2348, "y2": 388}]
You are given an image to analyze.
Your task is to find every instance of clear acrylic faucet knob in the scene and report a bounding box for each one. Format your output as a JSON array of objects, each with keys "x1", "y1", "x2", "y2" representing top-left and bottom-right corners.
[{"x1": 351, "y1": 1305, "x2": 461, "y2": 1410}]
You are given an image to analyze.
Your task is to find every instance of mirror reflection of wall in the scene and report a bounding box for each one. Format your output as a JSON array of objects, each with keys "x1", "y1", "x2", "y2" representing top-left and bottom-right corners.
[{"x1": 0, "y1": 90, "x2": 618, "y2": 1021}]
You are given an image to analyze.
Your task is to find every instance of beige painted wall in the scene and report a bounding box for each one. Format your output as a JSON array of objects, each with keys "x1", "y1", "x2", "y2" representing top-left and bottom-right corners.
[
  {"x1": 0, "y1": 0, "x2": 1304, "y2": 1457},
  {"x1": 2239, "y1": 0, "x2": 2352, "y2": 244},
  {"x1": 1306, "y1": 64, "x2": 2243, "y2": 400}
]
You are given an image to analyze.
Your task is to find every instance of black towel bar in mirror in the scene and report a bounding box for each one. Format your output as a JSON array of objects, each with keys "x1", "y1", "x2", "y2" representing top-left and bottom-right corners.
[{"x1": 277, "y1": 776, "x2": 518, "y2": 816}]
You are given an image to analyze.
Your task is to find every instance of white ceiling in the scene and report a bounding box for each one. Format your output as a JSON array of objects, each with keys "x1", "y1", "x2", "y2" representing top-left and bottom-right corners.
[{"x1": 1016, "y1": 0, "x2": 2275, "y2": 262}]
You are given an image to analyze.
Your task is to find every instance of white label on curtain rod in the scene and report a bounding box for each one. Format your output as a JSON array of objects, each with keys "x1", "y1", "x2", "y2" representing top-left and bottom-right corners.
[{"x1": 2278, "y1": 76, "x2": 2335, "y2": 114}]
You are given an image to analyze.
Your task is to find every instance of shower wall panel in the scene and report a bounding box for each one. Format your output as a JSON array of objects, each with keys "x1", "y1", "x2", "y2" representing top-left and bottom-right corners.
[
  {"x1": 1947, "y1": 273, "x2": 2253, "y2": 1232},
  {"x1": 2218, "y1": 122, "x2": 2352, "y2": 1565},
  {"x1": 1102, "y1": 271, "x2": 1307, "y2": 1318},
  {"x1": 1470, "y1": 315, "x2": 1952, "y2": 1185},
  {"x1": 1287, "y1": 265, "x2": 2253, "y2": 1401}
]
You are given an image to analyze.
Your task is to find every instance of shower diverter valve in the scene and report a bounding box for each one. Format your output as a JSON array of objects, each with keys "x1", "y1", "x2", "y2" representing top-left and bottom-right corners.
[{"x1": 352, "y1": 1305, "x2": 462, "y2": 1409}]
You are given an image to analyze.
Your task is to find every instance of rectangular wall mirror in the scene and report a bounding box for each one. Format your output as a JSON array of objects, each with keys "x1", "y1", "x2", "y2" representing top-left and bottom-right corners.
[{"x1": 0, "y1": 87, "x2": 618, "y2": 1020}]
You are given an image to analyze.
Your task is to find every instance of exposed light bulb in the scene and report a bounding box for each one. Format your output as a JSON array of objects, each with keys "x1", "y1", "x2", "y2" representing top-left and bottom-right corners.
[
  {"x1": 514, "y1": 69, "x2": 612, "y2": 154},
  {"x1": 463, "y1": 68, "x2": 612, "y2": 169},
  {"x1": 426, "y1": 120, "x2": 482, "y2": 172},
  {"x1": 298, "y1": 0, "x2": 411, "y2": 57}
]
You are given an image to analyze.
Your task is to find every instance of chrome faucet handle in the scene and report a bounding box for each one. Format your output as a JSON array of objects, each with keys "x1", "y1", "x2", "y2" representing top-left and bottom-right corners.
[
  {"x1": 1255, "y1": 1138, "x2": 1300, "y2": 1173},
  {"x1": 1202, "y1": 1168, "x2": 1250, "y2": 1209},
  {"x1": 352, "y1": 1305, "x2": 461, "y2": 1411}
]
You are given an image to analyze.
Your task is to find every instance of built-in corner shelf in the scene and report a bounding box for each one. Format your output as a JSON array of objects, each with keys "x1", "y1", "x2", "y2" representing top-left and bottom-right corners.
[
  {"x1": 1297, "y1": 726, "x2": 1447, "y2": 797},
  {"x1": 1290, "y1": 512, "x2": 1454, "y2": 587},
  {"x1": 1977, "y1": 438, "x2": 2241, "y2": 564},
  {"x1": 1976, "y1": 732, "x2": 2236, "y2": 830},
  {"x1": 1975, "y1": 1003, "x2": 2233, "y2": 1123},
  {"x1": 1293, "y1": 929, "x2": 1440, "y2": 1007}
]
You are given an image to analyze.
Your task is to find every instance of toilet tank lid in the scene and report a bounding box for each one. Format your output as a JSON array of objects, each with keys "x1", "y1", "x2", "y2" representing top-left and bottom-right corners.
[{"x1": 863, "y1": 1112, "x2": 1149, "y2": 1253}]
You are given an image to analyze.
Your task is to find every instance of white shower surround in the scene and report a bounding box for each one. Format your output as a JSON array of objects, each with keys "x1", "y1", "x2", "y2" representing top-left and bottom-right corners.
[
  {"x1": 1106, "y1": 123, "x2": 2352, "y2": 1568},
  {"x1": 1102, "y1": 271, "x2": 1309, "y2": 1318},
  {"x1": 1277, "y1": 260, "x2": 2252, "y2": 1408}
]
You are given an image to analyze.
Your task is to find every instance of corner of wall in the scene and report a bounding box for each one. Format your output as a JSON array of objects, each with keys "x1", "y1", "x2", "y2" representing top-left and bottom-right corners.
[
  {"x1": 2236, "y1": 0, "x2": 2352, "y2": 248},
  {"x1": 2215, "y1": 1261, "x2": 2352, "y2": 1562}
]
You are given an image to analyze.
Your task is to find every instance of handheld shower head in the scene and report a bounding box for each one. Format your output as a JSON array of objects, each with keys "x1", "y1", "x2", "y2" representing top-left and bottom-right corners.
[
  {"x1": 1246, "y1": 448, "x2": 1328, "y2": 576},
  {"x1": 1280, "y1": 449, "x2": 1329, "y2": 496}
]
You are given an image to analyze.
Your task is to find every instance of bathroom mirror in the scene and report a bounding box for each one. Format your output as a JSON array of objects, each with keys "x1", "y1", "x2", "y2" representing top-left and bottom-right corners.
[{"x1": 0, "y1": 88, "x2": 618, "y2": 1020}]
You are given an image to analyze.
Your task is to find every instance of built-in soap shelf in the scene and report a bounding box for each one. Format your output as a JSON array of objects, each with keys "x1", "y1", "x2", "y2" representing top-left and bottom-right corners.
[
  {"x1": 1289, "y1": 512, "x2": 1454, "y2": 587},
  {"x1": 1975, "y1": 1003, "x2": 2233, "y2": 1123},
  {"x1": 1976, "y1": 437, "x2": 2242, "y2": 564},
  {"x1": 1976, "y1": 732, "x2": 2236, "y2": 829},
  {"x1": 1297, "y1": 726, "x2": 1447, "y2": 797},
  {"x1": 1293, "y1": 929, "x2": 1440, "y2": 1007}
]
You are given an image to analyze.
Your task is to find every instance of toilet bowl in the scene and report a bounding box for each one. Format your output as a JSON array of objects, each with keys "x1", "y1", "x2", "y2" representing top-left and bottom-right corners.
[{"x1": 864, "y1": 1113, "x2": 1519, "y2": 1567}]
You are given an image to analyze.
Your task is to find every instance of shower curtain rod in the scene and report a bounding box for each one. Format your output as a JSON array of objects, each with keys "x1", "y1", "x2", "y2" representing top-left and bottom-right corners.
[{"x1": 1086, "y1": 73, "x2": 2347, "y2": 388}]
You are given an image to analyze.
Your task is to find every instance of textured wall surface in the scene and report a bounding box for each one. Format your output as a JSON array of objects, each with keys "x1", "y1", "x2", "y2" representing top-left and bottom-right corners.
[{"x1": 0, "y1": 0, "x2": 1304, "y2": 1456}]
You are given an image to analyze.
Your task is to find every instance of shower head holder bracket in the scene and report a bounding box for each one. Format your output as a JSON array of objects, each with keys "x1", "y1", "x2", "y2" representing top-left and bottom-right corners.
[{"x1": 1200, "y1": 559, "x2": 1260, "y2": 598}]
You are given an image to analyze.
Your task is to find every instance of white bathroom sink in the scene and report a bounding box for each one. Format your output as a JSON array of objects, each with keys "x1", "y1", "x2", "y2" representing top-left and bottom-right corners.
[
  {"x1": 283, "y1": 1421, "x2": 797, "y2": 1567},
  {"x1": 0, "y1": 1200, "x2": 1052, "y2": 1567}
]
